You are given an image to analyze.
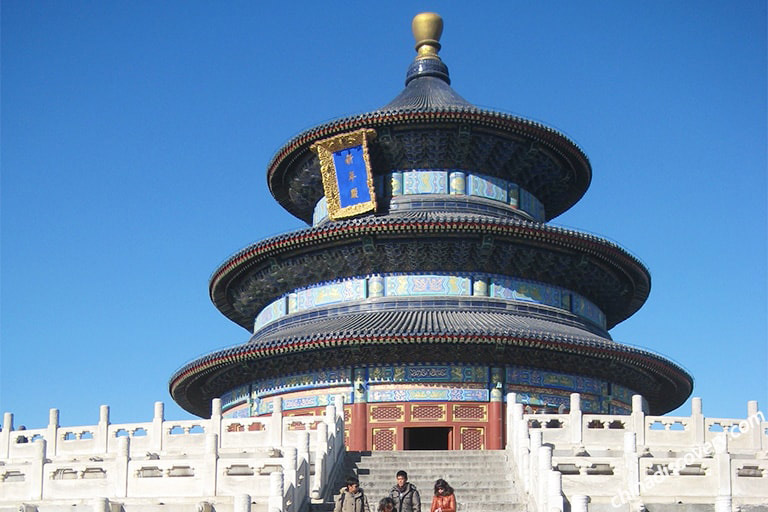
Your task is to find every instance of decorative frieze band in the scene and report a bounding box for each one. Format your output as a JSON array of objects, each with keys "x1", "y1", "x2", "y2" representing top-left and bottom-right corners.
[
  {"x1": 253, "y1": 272, "x2": 606, "y2": 333},
  {"x1": 220, "y1": 364, "x2": 636, "y2": 417},
  {"x1": 312, "y1": 169, "x2": 546, "y2": 224}
]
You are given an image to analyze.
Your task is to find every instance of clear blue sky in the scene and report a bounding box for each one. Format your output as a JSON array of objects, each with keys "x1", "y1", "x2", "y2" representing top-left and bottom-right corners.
[{"x1": 2, "y1": 2, "x2": 766, "y2": 429}]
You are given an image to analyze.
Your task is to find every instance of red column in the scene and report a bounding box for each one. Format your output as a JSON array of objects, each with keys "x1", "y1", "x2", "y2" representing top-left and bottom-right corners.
[
  {"x1": 488, "y1": 389, "x2": 503, "y2": 449},
  {"x1": 350, "y1": 402, "x2": 368, "y2": 450},
  {"x1": 349, "y1": 370, "x2": 369, "y2": 450}
]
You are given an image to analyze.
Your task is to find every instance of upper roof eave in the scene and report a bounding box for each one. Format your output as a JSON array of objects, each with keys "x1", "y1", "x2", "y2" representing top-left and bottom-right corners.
[
  {"x1": 266, "y1": 106, "x2": 592, "y2": 223},
  {"x1": 208, "y1": 212, "x2": 650, "y2": 331}
]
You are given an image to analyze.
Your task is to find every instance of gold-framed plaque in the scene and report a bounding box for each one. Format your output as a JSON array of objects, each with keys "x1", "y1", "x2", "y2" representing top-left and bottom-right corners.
[{"x1": 310, "y1": 129, "x2": 377, "y2": 220}]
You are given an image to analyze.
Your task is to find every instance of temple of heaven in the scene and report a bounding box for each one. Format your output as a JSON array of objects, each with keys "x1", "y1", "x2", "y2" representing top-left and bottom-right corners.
[{"x1": 170, "y1": 12, "x2": 693, "y2": 451}]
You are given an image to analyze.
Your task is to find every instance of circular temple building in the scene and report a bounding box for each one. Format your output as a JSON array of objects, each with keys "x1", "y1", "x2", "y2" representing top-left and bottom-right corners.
[{"x1": 170, "y1": 13, "x2": 693, "y2": 451}]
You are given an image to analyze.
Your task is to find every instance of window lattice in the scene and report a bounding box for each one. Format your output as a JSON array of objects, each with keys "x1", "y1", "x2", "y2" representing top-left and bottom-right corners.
[
  {"x1": 371, "y1": 406, "x2": 404, "y2": 421},
  {"x1": 412, "y1": 405, "x2": 444, "y2": 420},
  {"x1": 460, "y1": 428, "x2": 484, "y2": 450},
  {"x1": 453, "y1": 405, "x2": 486, "y2": 420},
  {"x1": 373, "y1": 429, "x2": 396, "y2": 451}
]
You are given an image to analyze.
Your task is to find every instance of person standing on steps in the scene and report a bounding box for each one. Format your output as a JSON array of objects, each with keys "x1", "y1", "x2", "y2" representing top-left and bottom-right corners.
[
  {"x1": 390, "y1": 470, "x2": 421, "y2": 512},
  {"x1": 429, "y1": 479, "x2": 456, "y2": 512},
  {"x1": 334, "y1": 476, "x2": 370, "y2": 512},
  {"x1": 379, "y1": 497, "x2": 396, "y2": 512}
]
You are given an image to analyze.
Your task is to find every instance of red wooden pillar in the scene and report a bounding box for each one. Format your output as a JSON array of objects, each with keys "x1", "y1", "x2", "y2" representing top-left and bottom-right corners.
[
  {"x1": 349, "y1": 370, "x2": 369, "y2": 451},
  {"x1": 488, "y1": 390, "x2": 503, "y2": 449},
  {"x1": 488, "y1": 367, "x2": 504, "y2": 449},
  {"x1": 350, "y1": 402, "x2": 368, "y2": 450}
]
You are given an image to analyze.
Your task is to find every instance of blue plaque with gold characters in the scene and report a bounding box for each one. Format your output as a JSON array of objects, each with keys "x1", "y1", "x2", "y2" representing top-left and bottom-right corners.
[{"x1": 310, "y1": 129, "x2": 377, "y2": 220}]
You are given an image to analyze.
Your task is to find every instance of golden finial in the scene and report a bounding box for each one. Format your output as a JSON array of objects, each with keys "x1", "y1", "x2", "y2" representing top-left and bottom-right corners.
[{"x1": 412, "y1": 12, "x2": 443, "y2": 60}]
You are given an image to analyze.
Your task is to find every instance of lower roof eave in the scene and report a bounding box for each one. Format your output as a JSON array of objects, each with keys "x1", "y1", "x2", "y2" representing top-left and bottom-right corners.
[{"x1": 170, "y1": 334, "x2": 692, "y2": 418}]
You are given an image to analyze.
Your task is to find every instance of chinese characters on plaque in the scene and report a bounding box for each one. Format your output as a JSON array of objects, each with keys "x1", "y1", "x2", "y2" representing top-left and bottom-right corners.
[{"x1": 311, "y1": 129, "x2": 377, "y2": 220}]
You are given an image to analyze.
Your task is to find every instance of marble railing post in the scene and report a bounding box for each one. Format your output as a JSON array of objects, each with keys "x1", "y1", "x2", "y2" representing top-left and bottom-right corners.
[
  {"x1": 98, "y1": 405, "x2": 109, "y2": 453},
  {"x1": 115, "y1": 436, "x2": 129, "y2": 498},
  {"x1": 746, "y1": 400, "x2": 762, "y2": 449},
  {"x1": 334, "y1": 394, "x2": 344, "y2": 424},
  {"x1": 631, "y1": 395, "x2": 647, "y2": 447},
  {"x1": 211, "y1": 398, "x2": 223, "y2": 447},
  {"x1": 505, "y1": 392, "x2": 519, "y2": 450},
  {"x1": 529, "y1": 430, "x2": 542, "y2": 497},
  {"x1": 31, "y1": 438, "x2": 46, "y2": 500},
  {"x1": 516, "y1": 420, "x2": 530, "y2": 492},
  {"x1": 311, "y1": 422, "x2": 329, "y2": 499},
  {"x1": 325, "y1": 402, "x2": 337, "y2": 431},
  {"x1": 513, "y1": 413, "x2": 528, "y2": 481},
  {"x1": 570, "y1": 393, "x2": 583, "y2": 446},
  {"x1": 547, "y1": 470, "x2": 563, "y2": 512},
  {"x1": 297, "y1": 431, "x2": 310, "y2": 470},
  {"x1": 235, "y1": 494, "x2": 252, "y2": 512},
  {"x1": 335, "y1": 395, "x2": 346, "y2": 452},
  {"x1": 537, "y1": 445, "x2": 552, "y2": 511},
  {"x1": 623, "y1": 432, "x2": 640, "y2": 499},
  {"x1": 47, "y1": 408, "x2": 59, "y2": 456},
  {"x1": 271, "y1": 398, "x2": 283, "y2": 447},
  {"x1": 152, "y1": 401, "x2": 164, "y2": 452},
  {"x1": 92, "y1": 497, "x2": 110, "y2": 512},
  {"x1": 325, "y1": 402, "x2": 339, "y2": 465},
  {"x1": 513, "y1": 411, "x2": 526, "y2": 451},
  {"x1": 0, "y1": 412, "x2": 12, "y2": 458},
  {"x1": 571, "y1": 495, "x2": 589, "y2": 512},
  {"x1": 714, "y1": 433, "x2": 731, "y2": 498},
  {"x1": 283, "y1": 446, "x2": 297, "y2": 512},
  {"x1": 715, "y1": 496, "x2": 732, "y2": 512},
  {"x1": 269, "y1": 471, "x2": 285, "y2": 512},
  {"x1": 297, "y1": 432, "x2": 311, "y2": 509},
  {"x1": 690, "y1": 398, "x2": 704, "y2": 446},
  {"x1": 205, "y1": 433, "x2": 218, "y2": 497}
]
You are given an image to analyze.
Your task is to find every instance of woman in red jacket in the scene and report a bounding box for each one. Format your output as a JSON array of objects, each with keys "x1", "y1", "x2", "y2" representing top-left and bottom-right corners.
[{"x1": 430, "y1": 479, "x2": 456, "y2": 512}]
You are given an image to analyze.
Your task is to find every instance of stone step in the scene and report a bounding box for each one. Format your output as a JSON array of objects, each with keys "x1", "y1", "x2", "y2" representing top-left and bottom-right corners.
[
  {"x1": 356, "y1": 469, "x2": 513, "y2": 478},
  {"x1": 358, "y1": 494, "x2": 522, "y2": 504},
  {"x1": 354, "y1": 463, "x2": 511, "y2": 469},
  {"x1": 355, "y1": 461, "x2": 508, "y2": 468},
  {"x1": 357, "y1": 484, "x2": 517, "y2": 495},
  {"x1": 354, "y1": 462, "x2": 509, "y2": 470},
  {"x1": 356, "y1": 479, "x2": 515, "y2": 489},
  {"x1": 340, "y1": 450, "x2": 526, "y2": 512},
  {"x1": 354, "y1": 453, "x2": 508, "y2": 461},
  {"x1": 355, "y1": 471, "x2": 514, "y2": 480},
  {"x1": 357, "y1": 455, "x2": 507, "y2": 464},
  {"x1": 360, "y1": 489, "x2": 520, "y2": 497},
  {"x1": 358, "y1": 450, "x2": 509, "y2": 459},
  {"x1": 324, "y1": 496, "x2": 526, "y2": 512},
  {"x1": 317, "y1": 505, "x2": 526, "y2": 512},
  {"x1": 458, "y1": 504, "x2": 527, "y2": 512}
]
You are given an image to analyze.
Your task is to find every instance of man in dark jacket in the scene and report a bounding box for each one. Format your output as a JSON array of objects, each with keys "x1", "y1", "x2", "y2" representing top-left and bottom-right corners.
[
  {"x1": 334, "y1": 476, "x2": 370, "y2": 512},
  {"x1": 389, "y1": 470, "x2": 421, "y2": 512}
]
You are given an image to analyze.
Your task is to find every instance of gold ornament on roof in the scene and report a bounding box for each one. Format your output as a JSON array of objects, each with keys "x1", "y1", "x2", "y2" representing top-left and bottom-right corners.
[{"x1": 412, "y1": 12, "x2": 443, "y2": 60}]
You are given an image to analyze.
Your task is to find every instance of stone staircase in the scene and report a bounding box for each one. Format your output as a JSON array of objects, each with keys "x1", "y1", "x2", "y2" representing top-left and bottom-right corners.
[{"x1": 335, "y1": 451, "x2": 527, "y2": 512}]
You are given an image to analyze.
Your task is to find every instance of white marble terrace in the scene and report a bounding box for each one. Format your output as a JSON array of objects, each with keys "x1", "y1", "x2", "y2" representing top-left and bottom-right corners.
[
  {"x1": 2, "y1": 393, "x2": 767, "y2": 512},
  {"x1": 505, "y1": 393, "x2": 768, "y2": 511},
  {"x1": 0, "y1": 397, "x2": 346, "y2": 512}
]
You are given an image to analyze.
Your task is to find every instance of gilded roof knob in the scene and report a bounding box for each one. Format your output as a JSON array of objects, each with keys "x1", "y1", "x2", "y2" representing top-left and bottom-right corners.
[{"x1": 412, "y1": 12, "x2": 443, "y2": 59}]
